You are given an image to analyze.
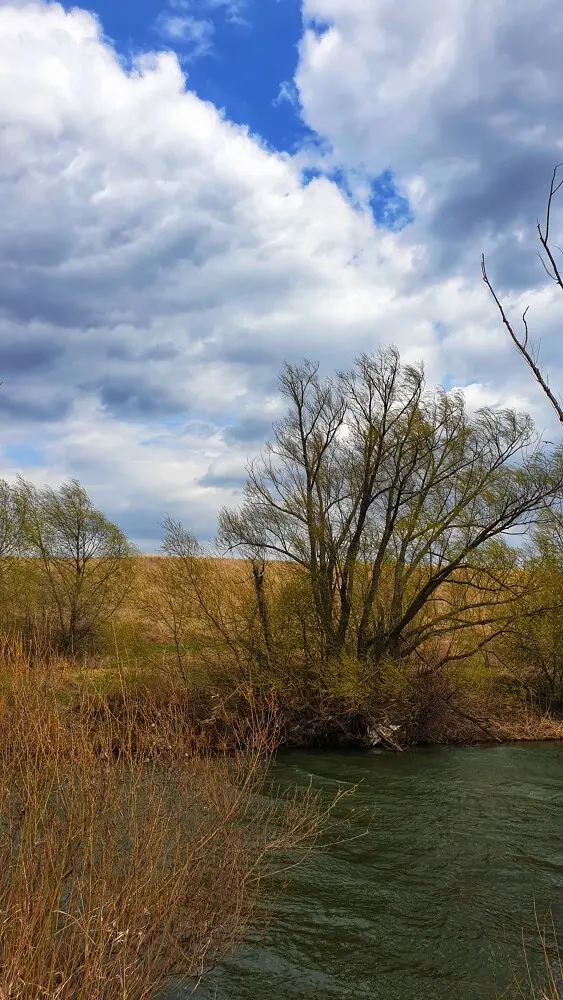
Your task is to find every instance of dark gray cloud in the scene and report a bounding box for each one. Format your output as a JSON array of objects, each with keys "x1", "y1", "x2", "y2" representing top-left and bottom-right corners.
[
  {"x1": 106, "y1": 507, "x2": 165, "y2": 548},
  {"x1": 199, "y1": 465, "x2": 246, "y2": 489},
  {"x1": 223, "y1": 414, "x2": 273, "y2": 444},
  {"x1": 0, "y1": 338, "x2": 65, "y2": 375},
  {"x1": 0, "y1": 392, "x2": 71, "y2": 422},
  {"x1": 0, "y1": 270, "x2": 108, "y2": 328},
  {"x1": 222, "y1": 340, "x2": 278, "y2": 366},
  {"x1": 141, "y1": 343, "x2": 180, "y2": 362},
  {"x1": 0, "y1": 226, "x2": 74, "y2": 268},
  {"x1": 423, "y1": 122, "x2": 562, "y2": 288},
  {"x1": 106, "y1": 342, "x2": 180, "y2": 363},
  {"x1": 111, "y1": 500, "x2": 221, "y2": 548},
  {"x1": 96, "y1": 377, "x2": 188, "y2": 419}
]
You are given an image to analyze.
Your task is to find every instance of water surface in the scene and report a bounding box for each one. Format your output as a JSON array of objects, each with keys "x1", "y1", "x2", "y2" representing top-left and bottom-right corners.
[{"x1": 194, "y1": 743, "x2": 563, "y2": 999}]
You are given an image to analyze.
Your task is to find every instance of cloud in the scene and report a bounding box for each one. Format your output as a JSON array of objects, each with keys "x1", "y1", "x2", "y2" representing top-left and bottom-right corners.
[
  {"x1": 199, "y1": 458, "x2": 247, "y2": 489},
  {"x1": 155, "y1": 12, "x2": 214, "y2": 58},
  {"x1": 201, "y1": 0, "x2": 248, "y2": 26},
  {"x1": 0, "y1": 338, "x2": 65, "y2": 375},
  {"x1": 295, "y1": 0, "x2": 563, "y2": 284},
  {"x1": 154, "y1": 0, "x2": 248, "y2": 58},
  {"x1": 223, "y1": 413, "x2": 277, "y2": 444},
  {"x1": 274, "y1": 80, "x2": 299, "y2": 108},
  {"x1": 0, "y1": 2, "x2": 562, "y2": 547}
]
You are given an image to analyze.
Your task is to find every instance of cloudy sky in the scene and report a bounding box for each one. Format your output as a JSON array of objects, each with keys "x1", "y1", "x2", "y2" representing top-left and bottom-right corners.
[{"x1": 1, "y1": 0, "x2": 563, "y2": 549}]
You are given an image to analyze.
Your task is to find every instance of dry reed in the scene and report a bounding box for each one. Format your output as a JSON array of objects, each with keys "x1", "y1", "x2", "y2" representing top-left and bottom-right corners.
[{"x1": 0, "y1": 644, "x2": 322, "y2": 1000}]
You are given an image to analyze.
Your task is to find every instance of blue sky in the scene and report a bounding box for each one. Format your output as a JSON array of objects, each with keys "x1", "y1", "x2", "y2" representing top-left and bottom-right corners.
[
  {"x1": 79, "y1": 0, "x2": 308, "y2": 153},
  {"x1": 1, "y1": 0, "x2": 563, "y2": 547},
  {"x1": 67, "y1": 0, "x2": 412, "y2": 231}
]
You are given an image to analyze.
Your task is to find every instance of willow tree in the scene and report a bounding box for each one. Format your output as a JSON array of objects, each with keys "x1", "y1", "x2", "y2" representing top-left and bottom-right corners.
[
  {"x1": 219, "y1": 348, "x2": 562, "y2": 665},
  {"x1": 490, "y1": 510, "x2": 563, "y2": 710},
  {"x1": 17, "y1": 478, "x2": 136, "y2": 654}
]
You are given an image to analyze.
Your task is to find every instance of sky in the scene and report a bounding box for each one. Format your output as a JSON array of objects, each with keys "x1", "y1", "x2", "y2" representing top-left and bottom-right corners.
[{"x1": 2, "y1": 0, "x2": 563, "y2": 549}]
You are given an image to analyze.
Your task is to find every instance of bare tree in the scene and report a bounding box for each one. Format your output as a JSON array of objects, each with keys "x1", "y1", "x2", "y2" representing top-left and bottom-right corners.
[
  {"x1": 156, "y1": 517, "x2": 266, "y2": 676},
  {"x1": 482, "y1": 163, "x2": 563, "y2": 423},
  {"x1": 141, "y1": 551, "x2": 195, "y2": 685},
  {"x1": 219, "y1": 348, "x2": 562, "y2": 665}
]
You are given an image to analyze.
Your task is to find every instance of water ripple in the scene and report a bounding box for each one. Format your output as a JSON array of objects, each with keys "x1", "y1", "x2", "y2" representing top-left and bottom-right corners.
[{"x1": 186, "y1": 743, "x2": 563, "y2": 1000}]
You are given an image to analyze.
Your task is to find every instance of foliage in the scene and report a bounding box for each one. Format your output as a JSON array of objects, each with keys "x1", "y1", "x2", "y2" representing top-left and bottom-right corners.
[
  {"x1": 491, "y1": 512, "x2": 563, "y2": 710},
  {"x1": 15, "y1": 478, "x2": 137, "y2": 655},
  {"x1": 0, "y1": 480, "x2": 24, "y2": 566}
]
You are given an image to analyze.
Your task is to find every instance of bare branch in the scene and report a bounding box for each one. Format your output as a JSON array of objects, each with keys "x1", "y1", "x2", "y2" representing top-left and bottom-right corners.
[{"x1": 482, "y1": 253, "x2": 563, "y2": 423}]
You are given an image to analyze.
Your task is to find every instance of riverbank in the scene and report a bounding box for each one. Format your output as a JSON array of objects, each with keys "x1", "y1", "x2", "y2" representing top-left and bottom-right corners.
[
  {"x1": 252, "y1": 690, "x2": 563, "y2": 750},
  {"x1": 5, "y1": 625, "x2": 562, "y2": 755},
  {"x1": 59, "y1": 655, "x2": 563, "y2": 754},
  {"x1": 4, "y1": 541, "x2": 563, "y2": 760}
]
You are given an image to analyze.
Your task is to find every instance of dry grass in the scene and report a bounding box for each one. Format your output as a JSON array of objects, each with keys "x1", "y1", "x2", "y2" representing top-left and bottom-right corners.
[
  {"x1": 516, "y1": 910, "x2": 563, "y2": 1000},
  {"x1": 493, "y1": 708, "x2": 563, "y2": 743},
  {"x1": 0, "y1": 644, "x2": 323, "y2": 1000}
]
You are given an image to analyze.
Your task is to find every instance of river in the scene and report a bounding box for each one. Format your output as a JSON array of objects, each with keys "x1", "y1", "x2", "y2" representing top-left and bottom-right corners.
[{"x1": 192, "y1": 743, "x2": 563, "y2": 1000}]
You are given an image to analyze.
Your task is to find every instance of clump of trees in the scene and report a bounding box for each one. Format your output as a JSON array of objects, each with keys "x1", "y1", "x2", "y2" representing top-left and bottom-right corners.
[{"x1": 124, "y1": 340, "x2": 563, "y2": 743}]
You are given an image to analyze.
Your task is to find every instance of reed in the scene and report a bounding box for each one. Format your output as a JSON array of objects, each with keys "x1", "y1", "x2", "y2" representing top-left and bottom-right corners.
[{"x1": 0, "y1": 644, "x2": 321, "y2": 1000}]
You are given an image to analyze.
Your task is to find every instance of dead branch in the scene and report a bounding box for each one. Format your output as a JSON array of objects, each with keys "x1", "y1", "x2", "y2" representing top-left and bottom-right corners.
[{"x1": 482, "y1": 164, "x2": 563, "y2": 424}]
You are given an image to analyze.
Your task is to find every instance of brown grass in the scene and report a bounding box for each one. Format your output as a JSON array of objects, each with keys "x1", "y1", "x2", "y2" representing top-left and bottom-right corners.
[
  {"x1": 515, "y1": 910, "x2": 563, "y2": 1000},
  {"x1": 493, "y1": 708, "x2": 563, "y2": 743},
  {"x1": 0, "y1": 644, "x2": 323, "y2": 1000}
]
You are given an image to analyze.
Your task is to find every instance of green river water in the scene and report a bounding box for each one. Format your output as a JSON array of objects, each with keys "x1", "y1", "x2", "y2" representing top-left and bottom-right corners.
[{"x1": 193, "y1": 743, "x2": 563, "y2": 1000}]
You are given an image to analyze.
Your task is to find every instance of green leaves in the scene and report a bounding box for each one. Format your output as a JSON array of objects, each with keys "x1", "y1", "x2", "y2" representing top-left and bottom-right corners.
[{"x1": 9, "y1": 478, "x2": 137, "y2": 655}]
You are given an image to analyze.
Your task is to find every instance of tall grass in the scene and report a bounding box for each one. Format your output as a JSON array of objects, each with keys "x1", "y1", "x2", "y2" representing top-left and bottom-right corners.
[
  {"x1": 511, "y1": 910, "x2": 563, "y2": 1000},
  {"x1": 0, "y1": 644, "x2": 322, "y2": 1000},
  {"x1": 526, "y1": 913, "x2": 563, "y2": 1000}
]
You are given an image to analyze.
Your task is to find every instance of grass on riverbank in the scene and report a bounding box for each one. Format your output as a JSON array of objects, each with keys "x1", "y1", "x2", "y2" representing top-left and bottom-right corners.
[
  {"x1": 48, "y1": 662, "x2": 563, "y2": 759},
  {"x1": 0, "y1": 643, "x2": 324, "y2": 1000},
  {"x1": 105, "y1": 555, "x2": 563, "y2": 749}
]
